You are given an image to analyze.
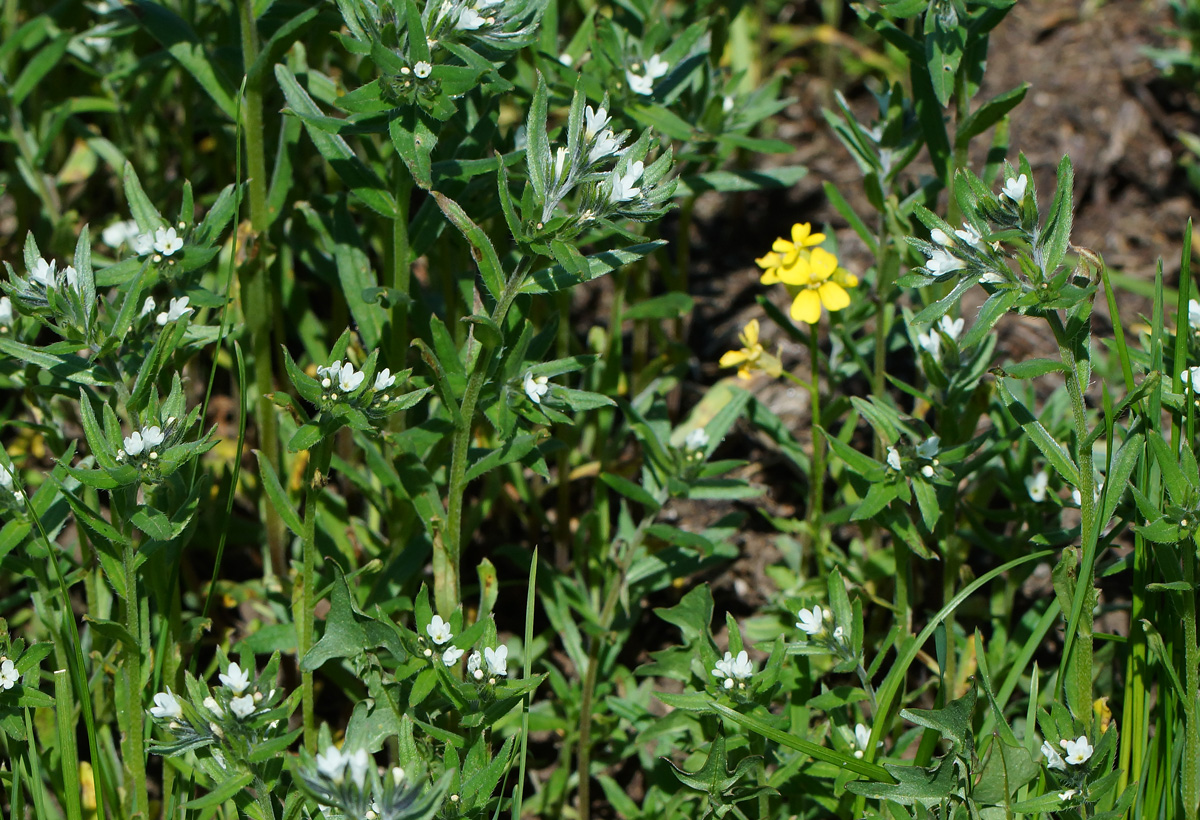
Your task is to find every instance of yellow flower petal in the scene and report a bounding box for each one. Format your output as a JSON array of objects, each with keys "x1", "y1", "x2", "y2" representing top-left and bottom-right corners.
[
  {"x1": 834, "y1": 268, "x2": 859, "y2": 288},
  {"x1": 791, "y1": 222, "x2": 826, "y2": 247},
  {"x1": 818, "y1": 281, "x2": 850, "y2": 312},
  {"x1": 776, "y1": 259, "x2": 810, "y2": 286},
  {"x1": 742, "y1": 318, "x2": 760, "y2": 346},
  {"x1": 720, "y1": 349, "x2": 749, "y2": 368},
  {"x1": 791, "y1": 289, "x2": 823, "y2": 324},
  {"x1": 808, "y1": 248, "x2": 838, "y2": 282},
  {"x1": 755, "y1": 252, "x2": 782, "y2": 270}
]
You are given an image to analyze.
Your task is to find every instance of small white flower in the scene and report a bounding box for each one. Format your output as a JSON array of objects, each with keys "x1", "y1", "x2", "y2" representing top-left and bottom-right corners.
[
  {"x1": 626, "y1": 54, "x2": 669, "y2": 95},
  {"x1": 711, "y1": 650, "x2": 754, "y2": 689},
  {"x1": 722, "y1": 95, "x2": 735, "y2": 113},
  {"x1": 140, "y1": 296, "x2": 156, "y2": 317},
  {"x1": 392, "y1": 767, "x2": 405, "y2": 786},
  {"x1": 219, "y1": 661, "x2": 251, "y2": 695},
  {"x1": 833, "y1": 625, "x2": 845, "y2": 643},
  {"x1": 156, "y1": 296, "x2": 192, "y2": 326},
  {"x1": 930, "y1": 228, "x2": 953, "y2": 246},
  {"x1": 937, "y1": 315, "x2": 964, "y2": 341},
  {"x1": 317, "y1": 745, "x2": 347, "y2": 782},
  {"x1": 886, "y1": 446, "x2": 901, "y2": 471},
  {"x1": 374, "y1": 368, "x2": 396, "y2": 392},
  {"x1": 124, "y1": 431, "x2": 145, "y2": 456},
  {"x1": 30, "y1": 258, "x2": 56, "y2": 287},
  {"x1": 796, "y1": 605, "x2": 826, "y2": 637},
  {"x1": 1061, "y1": 735, "x2": 1093, "y2": 765},
  {"x1": 0, "y1": 658, "x2": 18, "y2": 690},
  {"x1": 150, "y1": 688, "x2": 183, "y2": 720},
  {"x1": 685, "y1": 428, "x2": 709, "y2": 452},
  {"x1": 917, "y1": 329, "x2": 940, "y2": 357},
  {"x1": 457, "y1": 7, "x2": 485, "y2": 29},
  {"x1": 1002, "y1": 173, "x2": 1028, "y2": 204},
  {"x1": 955, "y1": 223, "x2": 984, "y2": 249},
  {"x1": 1185, "y1": 366, "x2": 1200, "y2": 393},
  {"x1": 584, "y1": 105, "x2": 610, "y2": 140},
  {"x1": 1040, "y1": 739, "x2": 1067, "y2": 771},
  {"x1": 0, "y1": 296, "x2": 11, "y2": 326},
  {"x1": 853, "y1": 723, "x2": 872, "y2": 758},
  {"x1": 153, "y1": 226, "x2": 183, "y2": 256},
  {"x1": 926, "y1": 248, "x2": 964, "y2": 277},
  {"x1": 426, "y1": 615, "x2": 453, "y2": 645},
  {"x1": 587, "y1": 129, "x2": 623, "y2": 165},
  {"x1": 1059, "y1": 789, "x2": 1078, "y2": 801},
  {"x1": 921, "y1": 465, "x2": 935, "y2": 478},
  {"x1": 230, "y1": 694, "x2": 255, "y2": 719},
  {"x1": 132, "y1": 232, "x2": 155, "y2": 256},
  {"x1": 442, "y1": 646, "x2": 465, "y2": 666},
  {"x1": 1025, "y1": 470, "x2": 1049, "y2": 503},
  {"x1": 337, "y1": 362, "x2": 366, "y2": 393},
  {"x1": 467, "y1": 650, "x2": 483, "y2": 680},
  {"x1": 317, "y1": 360, "x2": 343, "y2": 388},
  {"x1": 63, "y1": 266, "x2": 79, "y2": 289},
  {"x1": 1190, "y1": 299, "x2": 1200, "y2": 329},
  {"x1": 553, "y1": 146, "x2": 569, "y2": 181},
  {"x1": 524, "y1": 372, "x2": 550, "y2": 404},
  {"x1": 142, "y1": 426, "x2": 165, "y2": 449},
  {"x1": 0, "y1": 463, "x2": 13, "y2": 492},
  {"x1": 414, "y1": 60, "x2": 432, "y2": 79},
  {"x1": 558, "y1": 52, "x2": 573, "y2": 66},
  {"x1": 484, "y1": 645, "x2": 508, "y2": 676},
  {"x1": 979, "y1": 271, "x2": 1006, "y2": 284},
  {"x1": 347, "y1": 748, "x2": 370, "y2": 788},
  {"x1": 609, "y1": 160, "x2": 644, "y2": 203},
  {"x1": 102, "y1": 219, "x2": 141, "y2": 249},
  {"x1": 203, "y1": 696, "x2": 224, "y2": 718},
  {"x1": 916, "y1": 437, "x2": 940, "y2": 460}
]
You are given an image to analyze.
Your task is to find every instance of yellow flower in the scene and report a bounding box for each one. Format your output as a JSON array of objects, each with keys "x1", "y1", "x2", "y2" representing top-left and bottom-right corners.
[
  {"x1": 758, "y1": 223, "x2": 826, "y2": 285},
  {"x1": 719, "y1": 319, "x2": 782, "y2": 379},
  {"x1": 775, "y1": 247, "x2": 855, "y2": 324}
]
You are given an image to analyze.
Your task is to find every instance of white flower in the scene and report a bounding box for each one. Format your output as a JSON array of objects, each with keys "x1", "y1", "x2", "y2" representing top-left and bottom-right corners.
[
  {"x1": 685, "y1": 428, "x2": 709, "y2": 451},
  {"x1": 645, "y1": 54, "x2": 670, "y2": 79},
  {"x1": 337, "y1": 362, "x2": 365, "y2": 393},
  {"x1": 1060, "y1": 735, "x2": 1093, "y2": 765},
  {"x1": 392, "y1": 767, "x2": 405, "y2": 786},
  {"x1": 853, "y1": 723, "x2": 873, "y2": 758},
  {"x1": 937, "y1": 315, "x2": 964, "y2": 341},
  {"x1": 317, "y1": 745, "x2": 347, "y2": 782},
  {"x1": 0, "y1": 658, "x2": 18, "y2": 690},
  {"x1": 626, "y1": 54, "x2": 669, "y2": 95},
  {"x1": 230, "y1": 694, "x2": 255, "y2": 719},
  {"x1": 926, "y1": 248, "x2": 964, "y2": 277},
  {"x1": 484, "y1": 645, "x2": 508, "y2": 677},
  {"x1": 1185, "y1": 366, "x2": 1200, "y2": 393},
  {"x1": 916, "y1": 437, "x2": 940, "y2": 460},
  {"x1": 711, "y1": 650, "x2": 754, "y2": 689},
  {"x1": 132, "y1": 232, "x2": 155, "y2": 256},
  {"x1": 414, "y1": 60, "x2": 432, "y2": 79},
  {"x1": 124, "y1": 431, "x2": 145, "y2": 456},
  {"x1": 426, "y1": 615, "x2": 453, "y2": 645},
  {"x1": 796, "y1": 605, "x2": 826, "y2": 637},
  {"x1": 467, "y1": 650, "x2": 483, "y2": 680},
  {"x1": 1025, "y1": 470, "x2": 1049, "y2": 503},
  {"x1": 347, "y1": 749, "x2": 370, "y2": 788},
  {"x1": 219, "y1": 661, "x2": 252, "y2": 695},
  {"x1": 0, "y1": 463, "x2": 14, "y2": 492},
  {"x1": 1002, "y1": 173, "x2": 1028, "y2": 204},
  {"x1": 553, "y1": 146, "x2": 569, "y2": 181},
  {"x1": 609, "y1": 160, "x2": 644, "y2": 203},
  {"x1": 156, "y1": 296, "x2": 192, "y2": 326},
  {"x1": 833, "y1": 625, "x2": 845, "y2": 643},
  {"x1": 0, "y1": 296, "x2": 11, "y2": 326},
  {"x1": 587, "y1": 129, "x2": 623, "y2": 165},
  {"x1": 140, "y1": 296, "x2": 156, "y2": 317},
  {"x1": 930, "y1": 228, "x2": 953, "y2": 246},
  {"x1": 150, "y1": 688, "x2": 182, "y2": 720},
  {"x1": 457, "y1": 7, "x2": 485, "y2": 29},
  {"x1": 63, "y1": 266, "x2": 79, "y2": 289},
  {"x1": 921, "y1": 465, "x2": 935, "y2": 478},
  {"x1": 955, "y1": 223, "x2": 984, "y2": 249},
  {"x1": 442, "y1": 646, "x2": 465, "y2": 666},
  {"x1": 1059, "y1": 789, "x2": 1078, "y2": 801},
  {"x1": 317, "y1": 360, "x2": 343, "y2": 388},
  {"x1": 102, "y1": 219, "x2": 141, "y2": 249},
  {"x1": 203, "y1": 696, "x2": 224, "y2": 718},
  {"x1": 558, "y1": 52, "x2": 573, "y2": 66},
  {"x1": 722, "y1": 95, "x2": 735, "y2": 113},
  {"x1": 524, "y1": 372, "x2": 549, "y2": 403},
  {"x1": 584, "y1": 105, "x2": 610, "y2": 140},
  {"x1": 142, "y1": 426, "x2": 165, "y2": 450},
  {"x1": 886, "y1": 447, "x2": 901, "y2": 471},
  {"x1": 374, "y1": 368, "x2": 396, "y2": 391},
  {"x1": 917, "y1": 329, "x2": 941, "y2": 357},
  {"x1": 30, "y1": 258, "x2": 55, "y2": 287},
  {"x1": 1190, "y1": 299, "x2": 1200, "y2": 329},
  {"x1": 1040, "y1": 739, "x2": 1067, "y2": 771},
  {"x1": 979, "y1": 271, "x2": 1006, "y2": 284},
  {"x1": 153, "y1": 226, "x2": 183, "y2": 256}
]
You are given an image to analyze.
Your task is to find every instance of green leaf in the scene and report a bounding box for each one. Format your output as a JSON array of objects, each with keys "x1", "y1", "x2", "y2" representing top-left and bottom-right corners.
[
  {"x1": 901, "y1": 687, "x2": 976, "y2": 751},
  {"x1": 12, "y1": 32, "x2": 70, "y2": 107},
  {"x1": 956, "y1": 84, "x2": 1029, "y2": 148},
  {"x1": 1000, "y1": 358, "x2": 1068, "y2": 379},
  {"x1": 996, "y1": 380, "x2": 1080, "y2": 486},
  {"x1": 132, "y1": 0, "x2": 238, "y2": 120},
  {"x1": 598, "y1": 473, "x2": 661, "y2": 511},
  {"x1": 845, "y1": 755, "x2": 959, "y2": 805},
  {"x1": 464, "y1": 435, "x2": 540, "y2": 483},
  {"x1": 1039, "y1": 155, "x2": 1075, "y2": 279},
  {"x1": 525, "y1": 73, "x2": 550, "y2": 202},
  {"x1": 431, "y1": 192, "x2": 504, "y2": 302},
  {"x1": 302, "y1": 566, "x2": 368, "y2": 671},
  {"x1": 624, "y1": 292, "x2": 694, "y2": 320},
  {"x1": 521, "y1": 242, "x2": 667, "y2": 294},
  {"x1": 256, "y1": 451, "x2": 303, "y2": 537},
  {"x1": 184, "y1": 772, "x2": 255, "y2": 809},
  {"x1": 673, "y1": 166, "x2": 808, "y2": 196}
]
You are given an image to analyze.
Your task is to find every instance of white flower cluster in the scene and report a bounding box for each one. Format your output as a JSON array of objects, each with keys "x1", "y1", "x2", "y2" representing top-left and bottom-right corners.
[
  {"x1": 710, "y1": 650, "x2": 753, "y2": 690},
  {"x1": 148, "y1": 661, "x2": 273, "y2": 731},
  {"x1": 118, "y1": 424, "x2": 167, "y2": 467},
  {"x1": 466, "y1": 645, "x2": 508, "y2": 682},
  {"x1": 917, "y1": 315, "x2": 964, "y2": 358},
  {"x1": 317, "y1": 359, "x2": 396, "y2": 403},
  {"x1": 102, "y1": 220, "x2": 184, "y2": 260},
  {"x1": 1041, "y1": 735, "x2": 1093, "y2": 770},
  {"x1": 626, "y1": 54, "x2": 669, "y2": 96},
  {"x1": 424, "y1": 615, "x2": 465, "y2": 666},
  {"x1": 28, "y1": 257, "x2": 79, "y2": 291},
  {"x1": 523, "y1": 372, "x2": 549, "y2": 404},
  {"x1": 0, "y1": 656, "x2": 18, "y2": 690},
  {"x1": 886, "y1": 437, "x2": 940, "y2": 479}
]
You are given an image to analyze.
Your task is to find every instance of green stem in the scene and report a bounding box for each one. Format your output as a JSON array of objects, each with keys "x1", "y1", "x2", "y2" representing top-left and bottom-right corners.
[
  {"x1": 438, "y1": 261, "x2": 530, "y2": 617},
  {"x1": 1184, "y1": 545, "x2": 1199, "y2": 819},
  {"x1": 122, "y1": 528, "x2": 148, "y2": 817},
  {"x1": 807, "y1": 322, "x2": 826, "y2": 554},
  {"x1": 299, "y1": 435, "x2": 334, "y2": 754},
  {"x1": 391, "y1": 167, "x2": 413, "y2": 363}
]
